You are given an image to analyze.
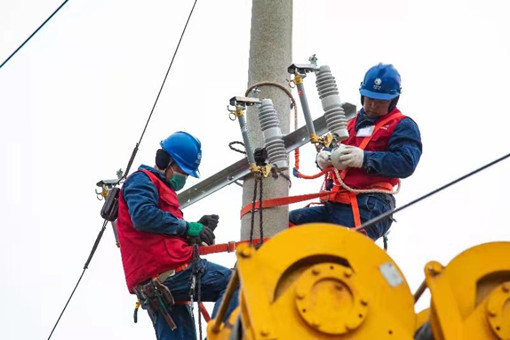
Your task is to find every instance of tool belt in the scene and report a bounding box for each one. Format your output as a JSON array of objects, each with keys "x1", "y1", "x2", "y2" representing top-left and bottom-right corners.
[
  {"x1": 133, "y1": 263, "x2": 189, "y2": 330},
  {"x1": 134, "y1": 278, "x2": 177, "y2": 330}
]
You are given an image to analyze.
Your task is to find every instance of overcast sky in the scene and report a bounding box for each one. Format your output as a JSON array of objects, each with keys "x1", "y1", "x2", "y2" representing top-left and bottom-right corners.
[{"x1": 1, "y1": 0, "x2": 509, "y2": 339}]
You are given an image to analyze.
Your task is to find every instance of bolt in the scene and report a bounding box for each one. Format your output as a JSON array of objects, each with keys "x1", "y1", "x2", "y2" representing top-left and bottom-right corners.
[
  {"x1": 502, "y1": 282, "x2": 510, "y2": 293},
  {"x1": 344, "y1": 268, "x2": 353, "y2": 278},
  {"x1": 260, "y1": 328, "x2": 270, "y2": 337},
  {"x1": 488, "y1": 310, "x2": 497, "y2": 317},
  {"x1": 427, "y1": 262, "x2": 442, "y2": 276},
  {"x1": 346, "y1": 322, "x2": 357, "y2": 331},
  {"x1": 335, "y1": 283, "x2": 344, "y2": 291},
  {"x1": 427, "y1": 264, "x2": 441, "y2": 276},
  {"x1": 310, "y1": 319, "x2": 321, "y2": 328},
  {"x1": 296, "y1": 289, "x2": 306, "y2": 299},
  {"x1": 240, "y1": 247, "x2": 252, "y2": 258},
  {"x1": 312, "y1": 267, "x2": 321, "y2": 276},
  {"x1": 360, "y1": 298, "x2": 369, "y2": 306}
]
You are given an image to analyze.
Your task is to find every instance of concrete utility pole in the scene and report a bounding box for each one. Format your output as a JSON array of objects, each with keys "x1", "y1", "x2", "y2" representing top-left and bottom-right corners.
[{"x1": 241, "y1": 0, "x2": 293, "y2": 240}]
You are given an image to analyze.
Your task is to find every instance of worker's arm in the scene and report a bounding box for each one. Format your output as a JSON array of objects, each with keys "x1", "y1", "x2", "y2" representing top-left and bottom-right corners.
[
  {"x1": 363, "y1": 117, "x2": 422, "y2": 178},
  {"x1": 122, "y1": 171, "x2": 188, "y2": 236}
]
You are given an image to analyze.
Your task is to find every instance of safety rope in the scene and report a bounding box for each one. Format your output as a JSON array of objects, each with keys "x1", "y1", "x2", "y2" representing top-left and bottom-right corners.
[
  {"x1": 249, "y1": 175, "x2": 260, "y2": 244},
  {"x1": 294, "y1": 166, "x2": 332, "y2": 180},
  {"x1": 47, "y1": 2, "x2": 199, "y2": 339},
  {"x1": 189, "y1": 244, "x2": 204, "y2": 339},
  {"x1": 259, "y1": 175, "x2": 264, "y2": 245},
  {"x1": 332, "y1": 168, "x2": 400, "y2": 195},
  {"x1": 0, "y1": 0, "x2": 70, "y2": 69}
]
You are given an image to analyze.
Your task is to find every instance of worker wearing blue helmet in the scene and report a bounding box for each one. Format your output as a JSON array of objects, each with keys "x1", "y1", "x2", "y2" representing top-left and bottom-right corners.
[
  {"x1": 290, "y1": 63, "x2": 422, "y2": 241},
  {"x1": 117, "y1": 131, "x2": 238, "y2": 339}
]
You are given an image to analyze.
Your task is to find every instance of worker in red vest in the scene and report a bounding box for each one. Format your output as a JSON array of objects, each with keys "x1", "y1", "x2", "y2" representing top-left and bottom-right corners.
[
  {"x1": 117, "y1": 131, "x2": 238, "y2": 339},
  {"x1": 289, "y1": 63, "x2": 422, "y2": 240}
]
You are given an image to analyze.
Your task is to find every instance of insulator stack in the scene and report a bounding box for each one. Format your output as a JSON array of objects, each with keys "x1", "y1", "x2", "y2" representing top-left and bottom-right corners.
[
  {"x1": 315, "y1": 65, "x2": 349, "y2": 141},
  {"x1": 258, "y1": 99, "x2": 288, "y2": 170}
]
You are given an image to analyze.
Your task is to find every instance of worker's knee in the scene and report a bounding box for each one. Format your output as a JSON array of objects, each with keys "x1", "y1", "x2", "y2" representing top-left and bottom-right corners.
[{"x1": 289, "y1": 206, "x2": 328, "y2": 225}]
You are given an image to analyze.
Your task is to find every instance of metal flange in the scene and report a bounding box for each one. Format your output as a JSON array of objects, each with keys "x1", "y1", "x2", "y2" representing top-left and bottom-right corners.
[
  {"x1": 486, "y1": 281, "x2": 510, "y2": 339},
  {"x1": 294, "y1": 262, "x2": 368, "y2": 335}
]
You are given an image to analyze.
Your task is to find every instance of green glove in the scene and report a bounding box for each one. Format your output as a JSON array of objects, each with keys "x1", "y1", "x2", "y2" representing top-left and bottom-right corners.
[{"x1": 187, "y1": 222, "x2": 203, "y2": 237}]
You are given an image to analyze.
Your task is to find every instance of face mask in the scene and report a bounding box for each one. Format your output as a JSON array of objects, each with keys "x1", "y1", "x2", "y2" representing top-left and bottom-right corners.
[{"x1": 169, "y1": 173, "x2": 187, "y2": 191}]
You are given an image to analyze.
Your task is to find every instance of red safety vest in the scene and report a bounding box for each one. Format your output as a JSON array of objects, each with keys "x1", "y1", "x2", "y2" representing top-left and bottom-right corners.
[
  {"x1": 117, "y1": 169, "x2": 193, "y2": 293},
  {"x1": 324, "y1": 109, "x2": 406, "y2": 227}
]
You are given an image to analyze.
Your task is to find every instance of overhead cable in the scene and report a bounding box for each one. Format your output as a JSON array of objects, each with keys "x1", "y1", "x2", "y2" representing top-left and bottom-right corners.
[
  {"x1": 122, "y1": 0, "x2": 199, "y2": 180},
  {"x1": 355, "y1": 152, "x2": 510, "y2": 233},
  {"x1": 46, "y1": 1, "x2": 199, "y2": 338},
  {"x1": 0, "y1": 0, "x2": 70, "y2": 70},
  {"x1": 47, "y1": 220, "x2": 108, "y2": 340}
]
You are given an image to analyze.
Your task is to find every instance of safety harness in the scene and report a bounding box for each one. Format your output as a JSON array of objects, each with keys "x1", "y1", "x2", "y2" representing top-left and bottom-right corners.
[
  {"x1": 323, "y1": 111, "x2": 403, "y2": 228},
  {"x1": 241, "y1": 111, "x2": 403, "y2": 231}
]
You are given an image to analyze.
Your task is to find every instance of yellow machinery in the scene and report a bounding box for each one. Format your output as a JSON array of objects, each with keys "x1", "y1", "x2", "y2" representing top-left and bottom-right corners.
[
  {"x1": 418, "y1": 242, "x2": 510, "y2": 340},
  {"x1": 207, "y1": 224, "x2": 417, "y2": 339},
  {"x1": 207, "y1": 224, "x2": 510, "y2": 340}
]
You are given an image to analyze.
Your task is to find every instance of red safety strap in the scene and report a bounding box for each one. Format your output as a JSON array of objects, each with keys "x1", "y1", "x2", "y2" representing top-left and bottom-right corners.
[
  {"x1": 173, "y1": 302, "x2": 210, "y2": 322},
  {"x1": 240, "y1": 191, "x2": 333, "y2": 218},
  {"x1": 199, "y1": 302, "x2": 210, "y2": 322},
  {"x1": 349, "y1": 194, "x2": 362, "y2": 227},
  {"x1": 199, "y1": 237, "x2": 269, "y2": 255},
  {"x1": 340, "y1": 112, "x2": 403, "y2": 179},
  {"x1": 337, "y1": 112, "x2": 402, "y2": 228}
]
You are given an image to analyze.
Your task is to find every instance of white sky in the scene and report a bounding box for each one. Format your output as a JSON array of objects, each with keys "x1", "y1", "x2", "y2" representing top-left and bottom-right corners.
[{"x1": 1, "y1": 0, "x2": 509, "y2": 339}]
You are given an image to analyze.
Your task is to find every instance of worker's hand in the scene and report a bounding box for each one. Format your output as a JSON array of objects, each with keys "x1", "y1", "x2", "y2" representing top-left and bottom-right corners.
[
  {"x1": 330, "y1": 145, "x2": 347, "y2": 170},
  {"x1": 337, "y1": 145, "x2": 364, "y2": 168},
  {"x1": 198, "y1": 214, "x2": 219, "y2": 231},
  {"x1": 186, "y1": 222, "x2": 215, "y2": 246},
  {"x1": 198, "y1": 226, "x2": 215, "y2": 246},
  {"x1": 315, "y1": 150, "x2": 332, "y2": 170}
]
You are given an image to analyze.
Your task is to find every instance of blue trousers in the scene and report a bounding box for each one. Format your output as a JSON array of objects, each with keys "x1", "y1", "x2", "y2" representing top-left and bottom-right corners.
[
  {"x1": 149, "y1": 259, "x2": 239, "y2": 340},
  {"x1": 289, "y1": 193, "x2": 395, "y2": 240}
]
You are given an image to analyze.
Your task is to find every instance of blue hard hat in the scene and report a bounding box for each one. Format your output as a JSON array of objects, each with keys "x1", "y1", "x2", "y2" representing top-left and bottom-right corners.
[
  {"x1": 359, "y1": 63, "x2": 401, "y2": 100},
  {"x1": 160, "y1": 131, "x2": 202, "y2": 178}
]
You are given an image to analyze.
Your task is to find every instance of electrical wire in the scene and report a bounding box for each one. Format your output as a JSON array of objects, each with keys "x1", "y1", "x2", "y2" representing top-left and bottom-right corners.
[
  {"x1": 121, "y1": 0, "x2": 199, "y2": 180},
  {"x1": 0, "y1": 0, "x2": 70, "y2": 69},
  {"x1": 46, "y1": 1, "x2": 199, "y2": 338},
  {"x1": 47, "y1": 220, "x2": 108, "y2": 340},
  {"x1": 355, "y1": 152, "x2": 510, "y2": 233}
]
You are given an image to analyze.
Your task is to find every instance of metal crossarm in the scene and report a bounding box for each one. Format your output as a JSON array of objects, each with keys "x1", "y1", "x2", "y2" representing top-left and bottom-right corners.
[{"x1": 178, "y1": 103, "x2": 356, "y2": 209}]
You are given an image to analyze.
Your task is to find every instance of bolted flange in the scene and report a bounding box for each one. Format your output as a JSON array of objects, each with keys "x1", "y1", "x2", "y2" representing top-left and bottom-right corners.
[{"x1": 294, "y1": 263, "x2": 368, "y2": 335}]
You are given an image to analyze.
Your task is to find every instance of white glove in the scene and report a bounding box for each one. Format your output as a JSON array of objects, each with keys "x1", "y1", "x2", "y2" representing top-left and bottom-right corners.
[
  {"x1": 315, "y1": 150, "x2": 332, "y2": 170},
  {"x1": 330, "y1": 144, "x2": 348, "y2": 170},
  {"x1": 337, "y1": 145, "x2": 364, "y2": 168}
]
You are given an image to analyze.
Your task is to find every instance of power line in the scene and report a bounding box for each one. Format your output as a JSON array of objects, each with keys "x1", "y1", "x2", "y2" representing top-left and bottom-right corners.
[
  {"x1": 47, "y1": 220, "x2": 108, "y2": 340},
  {"x1": 356, "y1": 152, "x2": 510, "y2": 233},
  {"x1": 46, "y1": 1, "x2": 199, "y2": 338},
  {"x1": 0, "y1": 0, "x2": 70, "y2": 70},
  {"x1": 122, "y1": 0, "x2": 199, "y2": 179}
]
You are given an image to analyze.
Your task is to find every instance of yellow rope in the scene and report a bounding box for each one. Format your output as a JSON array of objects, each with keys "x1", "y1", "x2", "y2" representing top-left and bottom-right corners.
[{"x1": 332, "y1": 167, "x2": 401, "y2": 195}]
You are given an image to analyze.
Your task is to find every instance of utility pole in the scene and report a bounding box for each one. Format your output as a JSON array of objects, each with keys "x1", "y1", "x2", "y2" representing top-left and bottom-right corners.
[{"x1": 241, "y1": 0, "x2": 293, "y2": 239}]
